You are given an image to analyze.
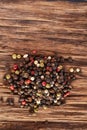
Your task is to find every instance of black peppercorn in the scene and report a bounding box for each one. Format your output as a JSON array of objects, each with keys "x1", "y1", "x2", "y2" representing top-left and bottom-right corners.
[{"x1": 6, "y1": 97, "x2": 14, "y2": 106}]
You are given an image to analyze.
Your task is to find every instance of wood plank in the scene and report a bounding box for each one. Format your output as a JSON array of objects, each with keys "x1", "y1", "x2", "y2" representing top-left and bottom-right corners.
[{"x1": 0, "y1": 0, "x2": 87, "y2": 129}]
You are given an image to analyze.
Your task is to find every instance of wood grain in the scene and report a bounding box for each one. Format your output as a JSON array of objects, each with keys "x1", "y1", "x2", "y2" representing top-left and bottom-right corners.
[{"x1": 0, "y1": 0, "x2": 87, "y2": 130}]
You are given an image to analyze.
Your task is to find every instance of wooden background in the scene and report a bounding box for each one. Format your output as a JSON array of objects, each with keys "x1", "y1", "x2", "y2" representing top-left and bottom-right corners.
[{"x1": 0, "y1": 0, "x2": 87, "y2": 130}]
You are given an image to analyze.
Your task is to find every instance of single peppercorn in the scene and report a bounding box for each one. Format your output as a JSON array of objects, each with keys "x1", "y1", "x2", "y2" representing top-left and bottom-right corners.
[
  {"x1": 76, "y1": 68, "x2": 81, "y2": 73},
  {"x1": 69, "y1": 68, "x2": 74, "y2": 73},
  {"x1": 12, "y1": 53, "x2": 17, "y2": 60},
  {"x1": 23, "y1": 54, "x2": 28, "y2": 58},
  {"x1": 17, "y1": 54, "x2": 22, "y2": 59},
  {"x1": 42, "y1": 81, "x2": 47, "y2": 87},
  {"x1": 15, "y1": 70, "x2": 20, "y2": 75},
  {"x1": 5, "y1": 74, "x2": 11, "y2": 80},
  {"x1": 46, "y1": 83, "x2": 51, "y2": 89},
  {"x1": 6, "y1": 97, "x2": 14, "y2": 106}
]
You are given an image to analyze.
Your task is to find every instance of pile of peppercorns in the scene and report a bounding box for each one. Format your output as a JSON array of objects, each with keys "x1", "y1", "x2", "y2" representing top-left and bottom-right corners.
[{"x1": 3, "y1": 51, "x2": 81, "y2": 113}]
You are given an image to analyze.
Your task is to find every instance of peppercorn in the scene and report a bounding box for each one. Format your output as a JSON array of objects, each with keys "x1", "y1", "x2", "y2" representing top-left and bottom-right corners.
[
  {"x1": 42, "y1": 81, "x2": 47, "y2": 87},
  {"x1": 15, "y1": 70, "x2": 20, "y2": 75},
  {"x1": 46, "y1": 83, "x2": 51, "y2": 89},
  {"x1": 25, "y1": 79, "x2": 31, "y2": 85},
  {"x1": 12, "y1": 53, "x2": 17, "y2": 59},
  {"x1": 36, "y1": 99, "x2": 41, "y2": 105},
  {"x1": 23, "y1": 54, "x2": 28, "y2": 58},
  {"x1": 76, "y1": 68, "x2": 81, "y2": 73},
  {"x1": 23, "y1": 72, "x2": 29, "y2": 78},
  {"x1": 21, "y1": 100, "x2": 26, "y2": 105},
  {"x1": 37, "y1": 63, "x2": 40, "y2": 67},
  {"x1": 69, "y1": 68, "x2": 74, "y2": 73},
  {"x1": 44, "y1": 89, "x2": 49, "y2": 94},
  {"x1": 9, "y1": 85, "x2": 14, "y2": 91},
  {"x1": 3, "y1": 51, "x2": 81, "y2": 113},
  {"x1": 32, "y1": 50, "x2": 37, "y2": 54},
  {"x1": 0, "y1": 96, "x2": 3, "y2": 103},
  {"x1": 47, "y1": 56, "x2": 51, "y2": 60},
  {"x1": 34, "y1": 60, "x2": 38, "y2": 65},
  {"x1": 28, "y1": 97, "x2": 32, "y2": 103},
  {"x1": 17, "y1": 54, "x2": 21, "y2": 59},
  {"x1": 6, "y1": 97, "x2": 14, "y2": 106},
  {"x1": 40, "y1": 62, "x2": 44, "y2": 68},
  {"x1": 5, "y1": 74, "x2": 11, "y2": 80},
  {"x1": 12, "y1": 74, "x2": 18, "y2": 80},
  {"x1": 56, "y1": 93, "x2": 61, "y2": 100},
  {"x1": 43, "y1": 105, "x2": 47, "y2": 110},
  {"x1": 30, "y1": 77, "x2": 35, "y2": 81},
  {"x1": 41, "y1": 75, "x2": 44, "y2": 80},
  {"x1": 54, "y1": 99, "x2": 57, "y2": 104},
  {"x1": 64, "y1": 91, "x2": 70, "y2": 98},
  {"x1": 13, "y1": 64, "x2": 18, "y2": 70},
  {"x1": 8, "y1": 78, "x2": 13, "y2": 83}
]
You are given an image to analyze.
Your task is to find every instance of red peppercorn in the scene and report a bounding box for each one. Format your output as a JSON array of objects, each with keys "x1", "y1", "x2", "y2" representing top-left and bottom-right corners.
[
  {"x1": 10, "y1": 85, "x2": 14, "y2": 91},
  {"x1": 49, "y1": 67, "x2": 52, "y2": 72},
  {"x1": 13, "y1": 64, "x2": 18, "y2": 70},
  {"x1": 30, "y1": 57, "x2": 33, "y2": 61},
  {"x1": 21, "y1": 101, "x2": 26, "y2": 105},
  {"x1": 25, "y1": 79, "x2": 31, "y2": 85},
  {"x1": 19, "y1": 80, "x2": 24, "y2": 85},
  {"x1": 68, "y1": 76, "x2": 71, "y2": 80},
  {"x1": 42, "y1": 81, "x2": 47, "y2": 86},
  {"x1": 30, "y1": 57, "x2": 34, "y2": 63},
  {"x1": 32, "y1": 50, "x2": 37, "y2": 54},
  {"x1": 56, "y1": 68, "x2": 60, "y2": 72},
  {"x1": 63, "y1": 81, "x2": 67, "y2": 85},
  {"x1": 64, "y1": 92, "x2": 70, "y2": 97},
  {"x1": 46, "y1": 66, "x2": 52, "y2": 71},
  {"x1": 44, "y1": 56, "x2": 47, "y2": 59},
  {"x1": 31, "y1": 71, "x2": 35, "y2": 75},
  {"x1": 46, "y1": 66, "x2": 50, "y2": 71}
]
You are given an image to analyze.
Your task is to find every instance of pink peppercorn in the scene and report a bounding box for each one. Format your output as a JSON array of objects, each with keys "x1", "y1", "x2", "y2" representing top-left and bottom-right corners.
[
  {"x1": 25, "y1": 79, "x2": 31, "y2": 85},
  {"x1": 31, "y1": 71, "x2": 35, "y2": 75},
  {"x1": 10, "y1": 85, "x2": 14, "y2": 91},
  {"x1": 42, "y1": 81, "x2": 47, "y2": 86},
  {"x1": 32, "y1": 50, "x2": 37, "y2": 54},
  {"x1": 64, "y1": 92, "x2": 70, "y2": 97},
  {"x1": 13, "y1": 64, "x2": 18, "y2": 70},
  {"x1": 22, "y1": 101, "x2": 26, "y2": 105}
]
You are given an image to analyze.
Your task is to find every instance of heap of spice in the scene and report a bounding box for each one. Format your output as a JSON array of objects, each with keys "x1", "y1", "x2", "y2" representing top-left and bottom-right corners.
[{"x1": 3, "y1": 51, "x2": 81, "y2": 113}]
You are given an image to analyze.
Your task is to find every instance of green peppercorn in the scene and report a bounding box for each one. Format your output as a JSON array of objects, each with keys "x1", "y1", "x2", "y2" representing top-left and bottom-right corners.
[
  {"x1": 56, "y1": 93, "x2": 61, "y2": 100},
  {"x1": 15, "y1": 70, "x2": 20, "y2": 75},
  {"x1": 5, "y1": 74, "x2": 11, "y2": 80},
  {"x1": 12, "y1": 53, "x2": 17, "y2": 60},
  {"x1": 23, "y1": 73, "x2": 29, "y2": 78},
  {"x1": 17, "y1": 54, "x2": 21, "y2": 59},
  {"x1": 46, "y1": 83, "x2": 51, "y2": 89},
  {"x1": 40, "y1": 63, "x2": 44, "y2": 68}
]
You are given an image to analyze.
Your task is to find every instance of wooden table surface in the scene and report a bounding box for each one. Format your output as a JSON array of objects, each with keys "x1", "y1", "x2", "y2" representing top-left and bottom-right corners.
[{"x1": 0, "y1": 0, "x2": 87, "y2": 130}]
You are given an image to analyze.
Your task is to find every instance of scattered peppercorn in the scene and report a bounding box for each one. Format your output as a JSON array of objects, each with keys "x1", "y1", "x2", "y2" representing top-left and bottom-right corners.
[
  {"x1": 0, "y1": 96, "x2": 3, "y2": 103},
  {"x1": 6, "y1": 97, "x2": 14, "y2": 106},
  {"x1": 3, "y1": 51, "x2": 81, "y2": 113},
  {"x1": 69, "y1": 68, "x2": 74, "y2": 73},
  {"x1": 76, "y1": 68, "x2": 81, "y2": 73}
]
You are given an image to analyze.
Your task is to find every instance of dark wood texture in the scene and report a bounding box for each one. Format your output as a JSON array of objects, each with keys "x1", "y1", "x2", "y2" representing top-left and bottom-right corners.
[{"x1": 0, "y1": 0, "x2": 87, "y2": 130}]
